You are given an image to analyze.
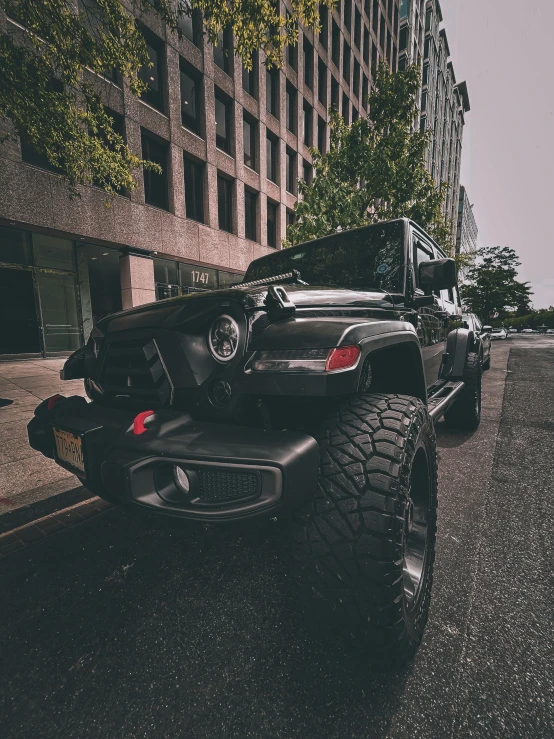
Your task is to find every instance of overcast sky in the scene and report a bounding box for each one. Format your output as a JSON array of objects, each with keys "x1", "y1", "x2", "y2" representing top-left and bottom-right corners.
[{"x1": 440, "y1": 0, "x2": 554, "y2": 309}]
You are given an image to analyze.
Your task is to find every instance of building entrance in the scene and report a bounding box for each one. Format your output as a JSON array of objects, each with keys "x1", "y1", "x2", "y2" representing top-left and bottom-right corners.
[{"x1": 0, "y1": 267, "x2": 41, "y2": 354}]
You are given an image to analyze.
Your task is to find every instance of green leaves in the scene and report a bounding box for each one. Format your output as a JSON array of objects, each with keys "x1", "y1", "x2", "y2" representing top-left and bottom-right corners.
[
  {"x1": 286, "y1": 62, "x2": 454, "y2": 252},
  {"x1": 460, "y1": 246, "x2": 533, "y2": 320},
  {"x1": 0, "y1": 0, "x2": 335, "y2": 194}
]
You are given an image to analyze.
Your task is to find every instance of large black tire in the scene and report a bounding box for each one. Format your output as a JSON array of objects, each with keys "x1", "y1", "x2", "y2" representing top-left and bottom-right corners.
[
  {"x1": 444, "y1": 352, "x2": 482, "y2": 430},
  {"x1": 289, "y1": 394, "x2": 438, "y2": 667}
]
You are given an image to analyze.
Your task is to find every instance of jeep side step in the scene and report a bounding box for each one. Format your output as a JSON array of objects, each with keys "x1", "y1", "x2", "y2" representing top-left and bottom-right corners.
[{"x1": 427, "y1": 381, "x2": 465, "y2": 421}]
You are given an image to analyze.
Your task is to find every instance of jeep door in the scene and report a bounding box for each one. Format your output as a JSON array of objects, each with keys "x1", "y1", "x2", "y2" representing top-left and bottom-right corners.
[{"x1": 412, "y1": 231, "x2": 446, "y2": 387}]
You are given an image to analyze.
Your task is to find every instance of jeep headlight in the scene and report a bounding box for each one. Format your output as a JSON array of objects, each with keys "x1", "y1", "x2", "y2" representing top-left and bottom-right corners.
[{"x1": 208, "y1": 314, "x2": 239, "y2": 363}]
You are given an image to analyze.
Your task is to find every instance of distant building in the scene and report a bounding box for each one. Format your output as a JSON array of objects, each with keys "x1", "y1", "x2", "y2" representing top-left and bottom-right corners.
[
  {"x1": 456, "y1": 185, "x2": 478, "y2": 272},
  {"x1": 398, "y1": 0, "x2": 470, "y2": 242}
]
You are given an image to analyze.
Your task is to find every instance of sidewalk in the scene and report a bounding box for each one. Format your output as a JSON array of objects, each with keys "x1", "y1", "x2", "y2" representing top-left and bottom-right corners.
[{"x1": 0, "y1": 358, "x2": 87, "y2": 515}]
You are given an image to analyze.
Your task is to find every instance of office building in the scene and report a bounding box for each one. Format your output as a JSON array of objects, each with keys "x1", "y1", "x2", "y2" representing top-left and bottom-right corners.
[
  {"x1": 398, "y1": 0, "x2": 470, "y2": 240},
  {"x1": 0, "y1": 1, "x2": 399, "y2": 356},
  {"x1": 456, "y1": 185, "x2": 478, "y2": 275}
]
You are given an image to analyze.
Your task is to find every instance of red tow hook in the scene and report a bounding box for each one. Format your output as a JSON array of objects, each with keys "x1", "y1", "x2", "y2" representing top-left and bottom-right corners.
[
  {"x1": 47, "y1": 394, "x2": 64, "y2": 410},
  {"x1": 133, "y1": 410, "x2": 155, "y2": 435}
]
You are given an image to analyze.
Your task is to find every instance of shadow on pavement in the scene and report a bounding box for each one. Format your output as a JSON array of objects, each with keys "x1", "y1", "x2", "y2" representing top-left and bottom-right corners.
[
  {"x1": 0, "y1": 507, "x2": 411, "y2": 739},
  {"x1": 435, "y1": 420, "x2": 478, "y2": 448}
]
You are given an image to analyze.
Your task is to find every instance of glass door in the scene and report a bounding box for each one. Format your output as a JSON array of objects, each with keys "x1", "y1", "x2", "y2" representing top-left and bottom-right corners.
[
  {"x1": 36, "y1": 271, "x2": 82, "y2": 353},
  {"x1": 0, "y1": 267, "x2": 41, "y2": 354}
]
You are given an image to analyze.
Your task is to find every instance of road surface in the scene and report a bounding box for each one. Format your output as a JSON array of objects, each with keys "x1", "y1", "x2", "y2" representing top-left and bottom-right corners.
[{"x1": 1, "y1": 338, "x2": 553, "y2": 738}]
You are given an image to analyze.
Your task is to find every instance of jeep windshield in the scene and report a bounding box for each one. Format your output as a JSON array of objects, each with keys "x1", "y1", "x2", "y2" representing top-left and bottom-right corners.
[{"x1": 243, "y1": 221, "x2": 405, "y2": 293}]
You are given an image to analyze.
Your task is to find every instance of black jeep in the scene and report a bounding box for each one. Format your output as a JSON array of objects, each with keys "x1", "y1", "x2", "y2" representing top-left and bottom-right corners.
[{"x1": 28, "y1": 218, "x2": 483, "y2": 667}]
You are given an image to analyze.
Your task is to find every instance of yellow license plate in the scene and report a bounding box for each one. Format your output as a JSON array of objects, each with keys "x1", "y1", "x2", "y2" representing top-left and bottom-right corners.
[{"x1": 53, "y1": 427, "x2": 85, "y2": 475}]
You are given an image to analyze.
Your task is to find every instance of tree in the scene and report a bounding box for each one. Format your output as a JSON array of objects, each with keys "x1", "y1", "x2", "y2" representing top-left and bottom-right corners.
[
  {"x1": 460, "y1": 246, "x2": 533, "y2": 321},
  {"x1": 286, "y1": 62, "x2": 454, "y2": 252},
  {"x1": 0, "y1": 0, "x2": 330, "y2": 194}
]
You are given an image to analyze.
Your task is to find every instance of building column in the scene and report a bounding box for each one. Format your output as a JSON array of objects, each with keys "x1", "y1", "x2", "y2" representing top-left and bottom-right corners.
[{"x1": 120, "y1": 253, "x2": 156, "y2": 309}]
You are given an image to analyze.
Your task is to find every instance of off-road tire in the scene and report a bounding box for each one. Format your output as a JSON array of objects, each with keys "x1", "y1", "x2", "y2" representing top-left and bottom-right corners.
[
  {"x1": 444, "y1": 352, "x2": 482, "y2": 430},
  {"x1": 289, "y1": 394, "x2": 438, "y2": 667}
]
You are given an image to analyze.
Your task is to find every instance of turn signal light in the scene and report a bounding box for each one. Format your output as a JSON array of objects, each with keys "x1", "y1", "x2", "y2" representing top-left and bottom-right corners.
[
  {"x1": 47, "y1": 394, "x2": 64, "y2": 410},
  {"x1": 325, "y1": 345, "x2": 361, "y2": 372}
]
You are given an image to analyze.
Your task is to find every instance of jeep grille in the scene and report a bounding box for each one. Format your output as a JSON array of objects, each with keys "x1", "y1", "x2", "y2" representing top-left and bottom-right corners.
[{"x1": 99, "y1": 339, "x2": 173, "y2": 405}]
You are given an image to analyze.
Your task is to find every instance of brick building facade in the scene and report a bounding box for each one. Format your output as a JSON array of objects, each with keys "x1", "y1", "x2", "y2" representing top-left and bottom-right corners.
[{"x1": 0, "y1": 0, "x2": 400, "y2": 356}]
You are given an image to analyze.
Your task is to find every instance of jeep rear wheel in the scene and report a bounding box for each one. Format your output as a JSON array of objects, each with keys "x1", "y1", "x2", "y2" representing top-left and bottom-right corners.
[
  {"x1": 289, "y1": 394, "x2": 438, "y2": 667},
  {"x1": 444, "y1": 352, "x2": 482, "y2": 430}
]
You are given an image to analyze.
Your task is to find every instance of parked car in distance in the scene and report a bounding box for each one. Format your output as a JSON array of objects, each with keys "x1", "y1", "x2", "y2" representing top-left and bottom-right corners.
[
  {"x1": 491, "y1": 327, "x2": 508, "y2": 340},
  {"x1": 507, "y1": 328, "x2": 518, "y2": 334},
  {"x1": 546, "y1": 329, "x2": 554, "y2": 334},
  {"x1": 463, "y1": 314, "x2": 491, "y2": 370},
  {"x1": 521, "y1": 328, "x2": 535, "y2": 334}
]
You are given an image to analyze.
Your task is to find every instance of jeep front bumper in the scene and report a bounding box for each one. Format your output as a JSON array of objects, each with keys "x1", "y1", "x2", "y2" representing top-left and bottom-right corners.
[{"x1": 27, "y1": 396, "x2": 319, "y2": 522}]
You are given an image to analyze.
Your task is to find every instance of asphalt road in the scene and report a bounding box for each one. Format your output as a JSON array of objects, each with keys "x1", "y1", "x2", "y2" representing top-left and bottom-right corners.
[{"x1": 1, "y1": 339, "x2": 553, "y2": 739}]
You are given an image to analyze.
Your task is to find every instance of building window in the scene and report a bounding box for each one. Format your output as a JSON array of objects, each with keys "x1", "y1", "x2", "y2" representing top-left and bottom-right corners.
[
  {"x1": 303, "y1": 38, "x2": 314, "y2": 90},
  {"x1": 372, "y1": 0, "x2": 379, "y2": 34},
  {"x1": 372, "y1": 42, "x2": 378, "y2": 71},
  {"x1": 266, "y1": 67, "x2": 279, "y2": 118},
  {"x1": 180, "y1": 60, "x2": 202, "y2": 134},
  {"x1": 242, "y1": 52, "x2": 257, "y2": 98},
  {"x1": 400, "y1": 0, "x2": 408, "y2": 20},
  {"x1": 217, "y1": 175, "x2": 233, "y2": 232},
  {"x1": 422, "y1": 63, "x2": 429, "y2": 86},
  {"x1": 319, "y1": 3, "x2": 328, "y2": 48},
  {"x1": 331, "y1": 76, "x2": 340, "y2": 110},
  {"x1": 183, "y1": 156, "x2": 204, "y2": 223},
  {"x1": 267, "y1": 200, "x2": 278, "y2": 247},
  {"x1": 302, "y1": 159, "x2": 313, "y2": 185},
  {"x1": 243, "y1": 113, "x2": 257, "y2": 171},
  {"x1": 342, "y1": 40, "x2": 351, "y2": 84},
  {"x1": 139, "y1": 31, "x2": 164, "y2": 112},
  {"x1": 286, "y1": 147, "x2": 297, "y2": 194},
  {"x1": 286, "y1": 209, "x2": 295, "y2": 241},
  {"x1": 303, "y1": 101, "x2": 313, "y2": 147},
  {"x1": 266, "y1": 133, "x2": 278, "y2": 183},
  {"x1": 213, "y1": 27, "x2": 232, "y2": 74},
  {"x1": 399, "y1": 26, "x2": 407, "y2": 52},
  {"x1": 244, "y1": 188, "x2": 258, "y2": 241},
  {"x1": 286, "y1": 14, "x2": 298, "y2": 71},
  {"x1": 215, "y1": 89, "x2": 232, "y2": 154},
  {"x1": 363, "y1": 28, "x2": 370, "y2": 65},
  {"x1": 331, "y1": 20, "x2": 340, "y2": 67},
  {"x1": 342, "y1": 92, "x2": 350, "y2": 124},
  {"x1": 317, "y1": 116, "x2": 326, "y2": 153},
  {"x1": 421, "y1": 91, "x2": 427, "y2": 113},
  {"x1": 344, "y1": 0, "x2": 352, "y2": 31},
  {"x1": 353, "y1": 60, "x2": 360, "y2": 98},
  {"x1": 318, "y1": 57, "x2": 327, "y2": 106},
  {"x1": 141, "y1": 132, "x2": 169, "y2": 210},
  {"x1": 354, "y1": 8, "x2": 362, "y2": 48},
  {"x1": 362, "y1": 75, "x2": 369, "y2": 109},
  {"x1": 286, "y1": 82, "x2": 297, "y2": 133},
  {"x1": 178, "y1": 9, "x2": 201, "y2": 46}
]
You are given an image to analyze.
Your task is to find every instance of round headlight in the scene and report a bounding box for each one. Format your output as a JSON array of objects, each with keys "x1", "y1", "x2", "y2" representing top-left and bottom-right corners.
[{"x1": 208, "y1": 314, "x2": 239, "y2": 363}]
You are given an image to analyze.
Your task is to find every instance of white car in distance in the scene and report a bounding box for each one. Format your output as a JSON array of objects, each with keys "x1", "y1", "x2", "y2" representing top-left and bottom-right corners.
[{"x1": 491, "y1": 327, "x2": 508, "y2": 340}]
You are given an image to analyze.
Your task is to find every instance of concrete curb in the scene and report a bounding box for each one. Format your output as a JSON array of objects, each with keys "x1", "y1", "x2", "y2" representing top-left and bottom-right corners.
[{"x1": 0, "y1": 497, "x2": 114, "y2": 557}]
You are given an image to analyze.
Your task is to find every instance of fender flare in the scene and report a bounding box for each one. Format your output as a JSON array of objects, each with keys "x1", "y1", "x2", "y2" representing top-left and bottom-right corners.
[{"x1": 441, "y1": 328, "x2": 475, "y2": 379}]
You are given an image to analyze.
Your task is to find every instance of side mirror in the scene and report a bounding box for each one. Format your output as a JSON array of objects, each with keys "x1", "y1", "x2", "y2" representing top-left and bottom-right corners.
[{"x1": 419, "y1": 258, "x2": 457, "y2": 291}]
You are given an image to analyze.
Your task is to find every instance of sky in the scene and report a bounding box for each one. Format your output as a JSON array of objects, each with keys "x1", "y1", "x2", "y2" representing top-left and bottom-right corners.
[{"x1": 439, "y1": 0, "x2": 554, "y2": 309}]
